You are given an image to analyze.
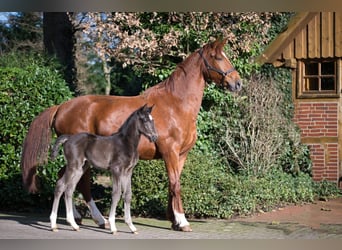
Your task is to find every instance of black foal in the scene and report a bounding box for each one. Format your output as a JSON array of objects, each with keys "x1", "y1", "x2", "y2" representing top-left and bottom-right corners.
[{"x1": 49, "y1": 104, "x2": 158, "y2": 234}]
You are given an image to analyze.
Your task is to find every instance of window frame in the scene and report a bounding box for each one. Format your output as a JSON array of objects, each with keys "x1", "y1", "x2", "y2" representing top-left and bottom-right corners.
[{"x1": 297, "y1": 59, "x2": 340, "y2": 98}]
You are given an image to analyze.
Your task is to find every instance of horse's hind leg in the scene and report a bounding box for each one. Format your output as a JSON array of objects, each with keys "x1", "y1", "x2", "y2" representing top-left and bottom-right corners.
[{"x1": 50, "y1": 176, "x2": 67, "y2": 232}]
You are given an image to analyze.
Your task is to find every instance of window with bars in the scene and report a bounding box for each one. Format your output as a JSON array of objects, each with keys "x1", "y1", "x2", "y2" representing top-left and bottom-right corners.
[{"x1": 298, "y1": 59, "x2": 339, "y2": 98}]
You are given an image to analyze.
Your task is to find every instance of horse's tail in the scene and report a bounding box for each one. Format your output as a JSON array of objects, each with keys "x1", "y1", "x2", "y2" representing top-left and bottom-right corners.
[
  {"x1": 21, "y1": 105, "x2": 60, "y2": 193},
  {"x1": 50, "y1": 135, "x2": 70, "y2": 160}
]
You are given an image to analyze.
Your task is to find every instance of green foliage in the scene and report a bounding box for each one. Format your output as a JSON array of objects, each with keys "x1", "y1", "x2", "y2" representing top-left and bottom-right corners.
[
  {"x1": 91, "y1": 151, "x2": 323, "y2": 219},
  {"x1": 313, "y1": 180, "x2": 341, "y2": 201},
  {"x1": 181, "y1": 152, "x2": 316, "y2": 218},
  {"x1": 0, "y1": 51, "x2": 73, "y2": 211},
  {"x1": 0, "y1": 12, "x2": 43, "y2": 52}
]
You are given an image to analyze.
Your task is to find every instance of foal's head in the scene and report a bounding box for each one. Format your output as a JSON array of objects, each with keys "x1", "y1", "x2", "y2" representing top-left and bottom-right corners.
[{"x1": 136, "y1": 104, "x2": 158, "y2": 143}]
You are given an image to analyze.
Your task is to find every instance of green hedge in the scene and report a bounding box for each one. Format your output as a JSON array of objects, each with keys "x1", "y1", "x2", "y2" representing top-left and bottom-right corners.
[
  {"x1": 87, "y1": 151, "x2": 340, "y2": 219},
  {"x1": 0, "y1": 52, "x2": 73, "y2": 211}
]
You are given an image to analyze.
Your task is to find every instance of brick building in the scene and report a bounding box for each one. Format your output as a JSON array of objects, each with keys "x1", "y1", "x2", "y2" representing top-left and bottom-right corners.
[{"x1": 257, "y1": 12, "x2": 342, "y2": 186}]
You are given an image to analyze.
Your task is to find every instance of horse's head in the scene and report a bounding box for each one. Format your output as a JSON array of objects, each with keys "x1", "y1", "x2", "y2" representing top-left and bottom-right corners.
[
  {"x1": 199, "y1": 38, "x2": 242, "y2": 92},
  {"x1": 137, "y1": 104, "x2": 158, "y2": 143}
]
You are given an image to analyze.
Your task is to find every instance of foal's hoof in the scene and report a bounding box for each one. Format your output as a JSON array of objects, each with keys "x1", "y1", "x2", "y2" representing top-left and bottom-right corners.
[
  {"x1": 132, "y1": 231, "x2": 139, "y2": 235},
  {"x1": 51, "y1": 228, "x2": 59, "y2": 232},
  {"x1": 171, "y1": 224, "x2": 193, "y2": 232},
  {"x1": 75, "y1": 218, "x2": 83, "y2": 225},
  {"x1": 99, "y1": 221, "x2": 110, "y2": 229}
]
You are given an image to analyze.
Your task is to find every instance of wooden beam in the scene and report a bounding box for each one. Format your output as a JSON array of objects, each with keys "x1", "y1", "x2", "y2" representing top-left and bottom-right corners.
[
  {"x1": 335, "y1": 12, "x2": 342, "y2": 57},
  {"x1": 256, "y1": 12, "x2": 318, "y2": 65},
  {"x1": 308, "y1": 14, "x2": 320, "y2": 58},
  {"x1": 321, "y1": 12, "x2": 334, "y2": 58}
]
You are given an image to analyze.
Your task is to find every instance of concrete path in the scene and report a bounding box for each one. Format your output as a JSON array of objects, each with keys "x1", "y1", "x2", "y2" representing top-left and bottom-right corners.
[{"x1": 0, "y1": 211, "x2": 341, "y2": 239}]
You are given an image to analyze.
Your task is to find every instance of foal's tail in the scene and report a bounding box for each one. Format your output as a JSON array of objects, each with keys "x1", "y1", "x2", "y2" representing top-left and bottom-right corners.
[
  {"x1": 50, "y1": 135, "x2": 70, "y2": 160},
  {"x1": 21, "y1": 105, "x2": 59, "y2": 193}
]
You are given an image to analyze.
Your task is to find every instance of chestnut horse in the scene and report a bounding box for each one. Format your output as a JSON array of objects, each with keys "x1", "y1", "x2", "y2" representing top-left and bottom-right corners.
[{"x1": 21, "y1": 38, "x2": 242, "y2": 232}]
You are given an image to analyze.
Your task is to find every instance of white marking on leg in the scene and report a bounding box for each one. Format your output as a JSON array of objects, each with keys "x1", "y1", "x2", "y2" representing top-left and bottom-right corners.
[
  {"x1": 66, "y1": 211, "x2": 80, "y2": 231},
  {"x1": 87, "y1": 199, "x2": 108, "y2": 226},
  {"x1": 50, "y1": 211, "x2": 58, "y2": 231},
  {"x1": 65, "y1": 195, "x2": 80, "y2": 231},
  {"x1": 124, "y1": 202, "x2": 137, "y2": 233},
  {"x1": 108, "y1": 214, "x2": 117, "y2": 234},
  {"x1": 174, "y1": 211, "x2": 190, "y2": 227}
]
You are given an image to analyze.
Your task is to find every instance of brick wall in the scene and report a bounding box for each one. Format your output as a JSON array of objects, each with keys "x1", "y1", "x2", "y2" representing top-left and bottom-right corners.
[{"x1": 293, "y1": 102, "x2": 339, "y2": 182}]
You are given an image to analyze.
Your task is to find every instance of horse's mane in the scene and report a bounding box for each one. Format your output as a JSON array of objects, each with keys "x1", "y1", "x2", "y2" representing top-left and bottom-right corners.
[{"x1": 144, "y1": 48, "x2": 200, "y2": 95}]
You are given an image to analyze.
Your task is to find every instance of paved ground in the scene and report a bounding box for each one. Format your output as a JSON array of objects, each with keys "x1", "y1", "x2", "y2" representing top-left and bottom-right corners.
[{"x1": 1, "y1": 197, "x2": 342, "y2": 239}]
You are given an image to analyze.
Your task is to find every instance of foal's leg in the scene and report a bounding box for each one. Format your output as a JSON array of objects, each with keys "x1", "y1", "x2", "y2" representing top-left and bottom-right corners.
[
  {"x1": 64, "y1": 163, "x2": 85, "y2": 231},
  {"x1": 108, "y1": 175, "x2": 121, "y2": 235},
  {"x1": 50, "y1": 176, "x2": 67, "y2": 232},
  {"x1": 122, "y1": 172, "x2": 137, "y2": 234},
  {"x1": 58, "y1": 166, "x2": 82, "y2": 224}
]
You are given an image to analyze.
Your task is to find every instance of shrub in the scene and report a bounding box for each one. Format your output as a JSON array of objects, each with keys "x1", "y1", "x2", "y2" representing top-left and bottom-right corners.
[
  {"x1": 197, "y1": 75, "x2": 312, "y2": 176},
  {"x1": 90, "y1": 151, "x2": 320, "y2": 219},
  {"x1": 0, "y1": 52, "x2": 73, "y2": 211}
]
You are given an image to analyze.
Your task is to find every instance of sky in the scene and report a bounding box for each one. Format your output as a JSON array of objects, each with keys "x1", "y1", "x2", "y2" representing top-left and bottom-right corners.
[{"x1": 0, "y1": 12, "x2": 16, "y2": 22}]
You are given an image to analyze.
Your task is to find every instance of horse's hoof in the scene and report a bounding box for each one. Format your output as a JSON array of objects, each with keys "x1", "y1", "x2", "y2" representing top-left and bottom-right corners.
[
  {"x1": 111, "y1": 231, "x2": 117, "y2": 235},
  {"x1": 133, "y1": 231, "x2": 139, "y2": 235},
  {"x1": 171, "y1": 224, "x2": 192, "y2": 232},
  {"x1": 180, "y1": 225, "x2": 192, "y2": 232},
  {"x1": 51, "y1": 228, "x2": 58, "y2": 232}
]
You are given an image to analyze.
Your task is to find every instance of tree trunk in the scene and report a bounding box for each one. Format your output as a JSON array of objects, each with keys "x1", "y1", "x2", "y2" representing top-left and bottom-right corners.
[
  {"x1": 103, "y1": 61, "x2": 112, "y2": 95},
  {"x1": 43, "y1": 12, "x2": 78, "y2": 95}
]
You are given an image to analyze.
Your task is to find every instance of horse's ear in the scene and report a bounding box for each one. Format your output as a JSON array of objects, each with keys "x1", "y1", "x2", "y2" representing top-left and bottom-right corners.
[
  {"x1": 217, "y1": 37, "x2": 227, "y2": 50},
  {"x1": 212, "y1": 37, "x2": 227, "y2": 50},
  {"x1": 221, "y1": 37, "x2": 228, "y2": 45}
]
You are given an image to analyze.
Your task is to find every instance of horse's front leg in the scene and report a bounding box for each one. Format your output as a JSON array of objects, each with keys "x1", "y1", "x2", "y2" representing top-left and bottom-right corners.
[
  {"x1": 77, "y1": 165, "x2": 109, "y2": 228},
  {"x1": 122, "y1": 173, "x2": 137, "y2": 234},
  {"x1": 164, "y1": 151, "x2": 192, "y2": 232}
]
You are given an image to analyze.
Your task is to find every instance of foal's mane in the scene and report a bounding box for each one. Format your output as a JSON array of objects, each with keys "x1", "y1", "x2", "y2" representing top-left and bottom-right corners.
[{"x1": 116, "y1": 107, "x2": 142, "y2": 138}]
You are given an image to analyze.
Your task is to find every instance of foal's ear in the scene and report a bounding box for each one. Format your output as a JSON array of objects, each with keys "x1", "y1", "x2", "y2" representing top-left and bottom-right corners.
[
  {"x1": 147, "y1": 104, "x2": 155, "y2": 113},
  {"x1": 140, "y1": 103, "x2": 153, "y2": 113}
]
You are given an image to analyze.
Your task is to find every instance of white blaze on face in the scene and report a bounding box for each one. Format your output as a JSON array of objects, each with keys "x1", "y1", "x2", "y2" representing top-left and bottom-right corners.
[
  {"x1": 222, "y1": 51, "x2": 229, "y2": 61},
  {"x1": 149, "y1": 114, "x2": 153, "y2": 121}
]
